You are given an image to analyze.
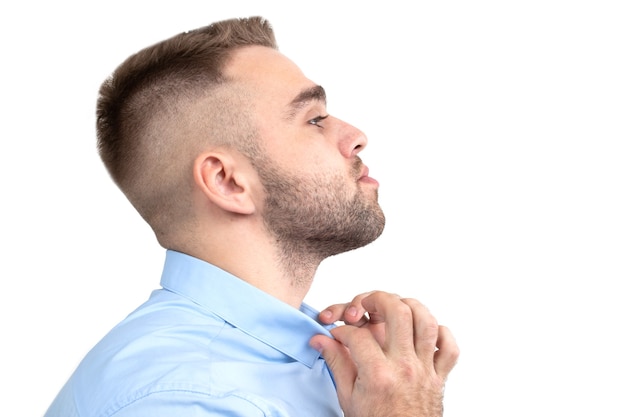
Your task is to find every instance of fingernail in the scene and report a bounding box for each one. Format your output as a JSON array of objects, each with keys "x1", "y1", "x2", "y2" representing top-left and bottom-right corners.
[
  {"x1": 347, "y1": 306, "x2": 357, "y2": 317},
  {"x1": 321, "y1": 310, "x2": 332, "y2": 319},
  {"x1": 310, "y1": 341, "x2": 324, "y2": 352}
]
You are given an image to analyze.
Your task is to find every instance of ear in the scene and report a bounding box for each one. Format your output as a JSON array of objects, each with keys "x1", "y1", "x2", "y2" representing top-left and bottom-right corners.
[{"x1": 193, "y1": 152, "x2": 256, "y2": 215}]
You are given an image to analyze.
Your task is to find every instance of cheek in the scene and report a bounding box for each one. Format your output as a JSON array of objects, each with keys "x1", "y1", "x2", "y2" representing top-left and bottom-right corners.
[
  {"x1": 276, "y1": 147, "x2": 331, "y2": 174},
  {"x1": 261, "y1": 126, "x2": 347, "y2": 174}
]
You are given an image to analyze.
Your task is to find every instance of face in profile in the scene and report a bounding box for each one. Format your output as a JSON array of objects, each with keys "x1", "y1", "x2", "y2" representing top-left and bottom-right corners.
[{"x1": 224, "y1": 46, "x2": 385, "y2": 258}]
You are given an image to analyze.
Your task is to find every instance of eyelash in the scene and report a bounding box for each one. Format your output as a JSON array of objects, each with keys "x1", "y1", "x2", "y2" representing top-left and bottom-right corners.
[{"x1": 308, "y1": 114, "x2": 329, "y2": 128}]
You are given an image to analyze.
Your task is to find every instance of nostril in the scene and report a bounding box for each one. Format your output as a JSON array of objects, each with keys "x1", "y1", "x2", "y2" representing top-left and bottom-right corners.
[{"x1": 349, "y1": 142, "x2": 365, "y2": 158}]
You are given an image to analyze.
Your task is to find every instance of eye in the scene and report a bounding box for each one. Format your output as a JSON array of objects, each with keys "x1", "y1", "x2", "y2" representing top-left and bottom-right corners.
[{"x1": 308, "y1": 114, "x2": 329, "y2": 128}]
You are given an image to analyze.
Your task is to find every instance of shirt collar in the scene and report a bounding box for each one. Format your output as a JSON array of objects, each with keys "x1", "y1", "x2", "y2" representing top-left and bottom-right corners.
[{"x1": 159, "y1": 250, "x2": 333, "y2": 368}]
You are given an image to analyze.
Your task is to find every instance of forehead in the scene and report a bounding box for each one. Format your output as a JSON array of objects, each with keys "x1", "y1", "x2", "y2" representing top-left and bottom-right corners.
[{"x1": 223, "y1": 46, "x2": 319, "y2": 109}]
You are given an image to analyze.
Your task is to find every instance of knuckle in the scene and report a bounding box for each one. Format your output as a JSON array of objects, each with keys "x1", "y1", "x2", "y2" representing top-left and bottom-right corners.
[
  {"x1": 352, "y1": 290, "x2": 374, "y2": 303},
  {"x1": 368, "y1": 363, "x2": 397, "y2": 387},
  {"x1": 423, "y1": 318, "x2": 440, "y2": 337},
  {"x1": 396, "y1": 302, "x2": 414, "y2": 322}
]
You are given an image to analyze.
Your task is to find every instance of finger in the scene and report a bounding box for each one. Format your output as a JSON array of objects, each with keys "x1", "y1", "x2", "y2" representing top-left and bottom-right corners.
[
  {"x1": 401, "y1": 298, "x2": 439, "y2": 360},
  {"x1": 329, "y1": 324, "x2": 385, "y2": 373},
  {"x1": 360, "y1": 291, "x2": 415, "y2": 354},
  {"x1": 319, "y1": 291, "x2": 374, "y2": 326},
  {"x1": 318, "y1": 304, "x2": 349, "y2": 324},
  {"x1": 434, "y1": 325, "x2": 460, "y2": 378},
  {"x1": 309, "y1": 333, "x2": 357, "y2": 402},
  {"x1": 319, "y1": 303, "x2": 368, "y2": 326}
]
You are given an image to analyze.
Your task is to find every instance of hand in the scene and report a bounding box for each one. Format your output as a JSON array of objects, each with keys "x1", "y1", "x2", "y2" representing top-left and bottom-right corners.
[
  {"x1": 318, "y1": 291, "x2": 374, "y2": 326},
  {"x1": 311, "y1": 291, "x2": 459, "y2": 417},
  {"x1": 318, "y1": 291, "x2": 385, "y2": 346}
]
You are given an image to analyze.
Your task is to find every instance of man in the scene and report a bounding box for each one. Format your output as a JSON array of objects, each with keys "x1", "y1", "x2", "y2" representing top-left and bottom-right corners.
[{"x1": 45, "y1": 16, "x2": 458, "y2": 417}]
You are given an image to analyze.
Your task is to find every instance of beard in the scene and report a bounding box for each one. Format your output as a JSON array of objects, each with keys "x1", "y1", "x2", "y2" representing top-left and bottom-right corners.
[{"x1": 254, "y1": 156, "x2": 386, "y2": 262}]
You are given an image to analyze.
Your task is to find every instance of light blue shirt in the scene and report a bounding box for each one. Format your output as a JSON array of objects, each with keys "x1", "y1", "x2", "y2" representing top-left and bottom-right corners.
[{"x1": 45, "y1": 250, "x2": 342, "y2": 416}]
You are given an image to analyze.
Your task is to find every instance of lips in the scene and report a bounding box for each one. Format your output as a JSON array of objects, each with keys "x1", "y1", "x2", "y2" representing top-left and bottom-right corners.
[
  {"x1": 358, "y1": 165, "x2": 379, "y2": 186},
  {"x1": 359, "y1": 165, "x2": 370, "y2": 180}
]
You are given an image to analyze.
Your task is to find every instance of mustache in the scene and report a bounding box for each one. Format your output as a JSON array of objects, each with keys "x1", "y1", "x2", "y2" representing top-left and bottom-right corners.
[
  {"x1": 352, "y1": 157, "x2": 363, "y2": 177},
  {"x1": 352, "y1": 157, "x2": 364, "y2": 178}
]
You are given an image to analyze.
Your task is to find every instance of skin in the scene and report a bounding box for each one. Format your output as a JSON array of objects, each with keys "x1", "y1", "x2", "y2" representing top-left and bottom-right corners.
[
  {"x1": 188, "y1": 45, "x2": 382, "y2": 307},
  {"x1": 188, "y1": 45, "x2": 459, "y2": 416},
  {"x1": 312, "y1": 292, "x2": 459, "y2": 417}
]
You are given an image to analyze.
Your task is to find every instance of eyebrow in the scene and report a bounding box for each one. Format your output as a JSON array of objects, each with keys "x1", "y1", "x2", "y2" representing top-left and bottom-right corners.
[{"x1": 283, "y1": 85, "x2": 327, "y2": 120}]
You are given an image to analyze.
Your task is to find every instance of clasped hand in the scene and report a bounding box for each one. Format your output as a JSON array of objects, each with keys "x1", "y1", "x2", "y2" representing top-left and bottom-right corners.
[{"x1": 310, "y1": 291, "x2": 459, "y2": 417}]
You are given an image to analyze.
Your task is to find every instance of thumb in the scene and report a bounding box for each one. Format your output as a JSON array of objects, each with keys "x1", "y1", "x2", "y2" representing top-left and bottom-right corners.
[{"x1": 310, "y1": 333, "x2": 357, "y2": 393}]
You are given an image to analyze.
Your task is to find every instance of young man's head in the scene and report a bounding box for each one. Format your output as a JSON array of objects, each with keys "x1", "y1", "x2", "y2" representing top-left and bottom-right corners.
[{"x1": 96, "y1": 16, "x2": 384, "y2": 264}]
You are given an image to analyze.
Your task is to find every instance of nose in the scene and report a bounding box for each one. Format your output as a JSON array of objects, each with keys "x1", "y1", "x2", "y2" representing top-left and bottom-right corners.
[{"x1": 334, "y1": 117, "x2": 368, "y2": 158}]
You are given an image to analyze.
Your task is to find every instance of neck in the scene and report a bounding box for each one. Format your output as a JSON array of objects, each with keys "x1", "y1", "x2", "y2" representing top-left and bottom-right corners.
[{"x1": 172, "y1": 228, "x2": 322, "y2": 309}]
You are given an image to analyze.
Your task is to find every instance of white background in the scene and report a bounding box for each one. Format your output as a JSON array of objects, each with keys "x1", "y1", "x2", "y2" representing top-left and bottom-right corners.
[{"x1": 1, "y1": 1, "x2": 625, "y2": 416}]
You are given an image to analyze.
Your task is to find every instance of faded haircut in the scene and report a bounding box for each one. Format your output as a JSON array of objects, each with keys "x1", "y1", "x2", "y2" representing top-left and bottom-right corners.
[{"x1": 95, "y1": 17, "x2": 276, "y2": 243}]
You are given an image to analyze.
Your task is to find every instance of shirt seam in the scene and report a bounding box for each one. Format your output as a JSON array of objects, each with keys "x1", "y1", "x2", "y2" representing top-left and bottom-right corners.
[{"x1": 105, "y1": 385, "x2": 277, "y2": 417}]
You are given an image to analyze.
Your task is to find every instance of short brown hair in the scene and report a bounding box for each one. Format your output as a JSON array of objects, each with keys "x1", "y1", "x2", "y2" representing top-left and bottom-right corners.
[{"x1": 96, "y1": 16, "x2": 276, "y2": 244}]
